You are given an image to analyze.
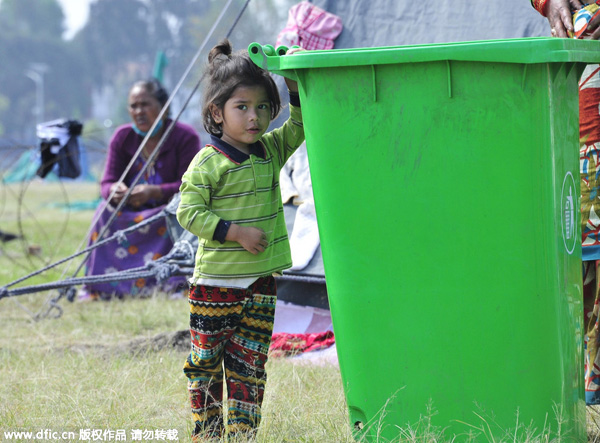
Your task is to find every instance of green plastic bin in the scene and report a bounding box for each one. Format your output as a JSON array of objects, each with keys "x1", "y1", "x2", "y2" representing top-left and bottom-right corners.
[{"x1": 250, "y1": 38, "x2": 600, "y2": 441}]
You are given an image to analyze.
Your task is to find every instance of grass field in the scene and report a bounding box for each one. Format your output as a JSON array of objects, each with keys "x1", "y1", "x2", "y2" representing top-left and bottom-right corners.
[
  {"x1": 0, "y1": 181, "x2": 100, "y2": 287},
  {"x1": 0, "y1": 182, "x2": 355, "y2": 442},
  {"x1": 2, "y1": 182, "x2": 600, "y2": 442},
  {"x1": 0, "y1": 293, "x2": 355, "y2": 443}
]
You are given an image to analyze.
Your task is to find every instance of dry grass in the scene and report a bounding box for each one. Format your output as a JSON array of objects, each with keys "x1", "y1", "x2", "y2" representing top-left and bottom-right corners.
[
  {"x1": 588, "y1": 407, "x2": 600, "y2": 442},
  {"x1": 0, "y1": 294, "x2": 354, "y2": 443}
]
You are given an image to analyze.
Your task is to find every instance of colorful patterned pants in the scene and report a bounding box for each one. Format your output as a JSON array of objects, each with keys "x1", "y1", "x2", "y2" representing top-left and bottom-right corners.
[
  {"x1": 584, "y1": 261, "x2": 600, "y2": 405},
  {"x1": 183, "y1": 276, "x2": 276, "y2": 437}
]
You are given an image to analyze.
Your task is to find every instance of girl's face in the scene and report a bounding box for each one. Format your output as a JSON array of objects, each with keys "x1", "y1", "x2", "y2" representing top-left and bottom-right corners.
[
  {"x1": 128, "y1": 85, "x2": 162, "y2": 134},
  {"x1": 211, "y1": 85, "x2": 271, "y2": 153}
]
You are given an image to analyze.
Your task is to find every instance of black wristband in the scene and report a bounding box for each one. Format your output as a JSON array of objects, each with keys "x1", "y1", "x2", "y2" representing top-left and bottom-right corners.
[
  {"x1": 213, "y1": 219, "x2": 231, "y2": 244},
  {"x1": 289, "y1": 91, "x2": 301, "y2": 107}
]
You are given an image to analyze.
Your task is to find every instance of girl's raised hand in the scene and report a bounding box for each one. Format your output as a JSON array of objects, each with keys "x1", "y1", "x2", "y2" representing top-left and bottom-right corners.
[{"x1": 283, "y1": 47, "x2": 304, "y2": 92}]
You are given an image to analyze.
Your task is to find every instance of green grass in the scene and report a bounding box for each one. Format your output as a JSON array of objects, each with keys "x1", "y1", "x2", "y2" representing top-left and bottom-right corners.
[
  {"x1": 0, "y1": 295, "x2": 354, "y2": 443},
  {"x1": 3, "y1": 182, "x2": 600, "y2": 442},
  {"x1": 0, "y1": 181, "x2": 100, "y2": 288}
]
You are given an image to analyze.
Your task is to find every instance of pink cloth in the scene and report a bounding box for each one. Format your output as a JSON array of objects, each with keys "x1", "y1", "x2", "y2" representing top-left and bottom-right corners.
[
  {"x1": 276, "y1": 1, "x2": 343, "y2": 50},
  {"x1": 269, "y1": 331, "x2": 335, "y2": 357}
]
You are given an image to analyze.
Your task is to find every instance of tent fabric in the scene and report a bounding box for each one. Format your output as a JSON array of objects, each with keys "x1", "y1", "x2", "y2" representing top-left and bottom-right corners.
[
  {"x1": 272, "y1": 299, "x2": 333, "y2": 333},
  {"x1": 2, "y1": 150, "x2": 41, "y2": 183},
  {"x1": 270, "y1": 0, "x2": 548, "y2": 363},
  {"x1": 311, "y1": 0, "x2": 549, "y2": 49}
]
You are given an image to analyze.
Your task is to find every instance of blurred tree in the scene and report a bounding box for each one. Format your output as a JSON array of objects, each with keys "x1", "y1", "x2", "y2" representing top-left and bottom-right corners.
[
  {"x1": 145, "y1": 0, "x2": 211, "y2": 81},
  {"x1": 0, "y1": 0, "x2": 89, "y2": 140},
  {"x1": 77, "y1": 0, "x2": 152, "y2": 86},
  {"x1": 72, "y1": 0, "x2": 214, "y2": 130},
  {"x1": 0, "y1": 0, "x2": 64, "y2": 40},
  {"x1": 0, "y1": 0, "x2": 296, "y2": 141}
]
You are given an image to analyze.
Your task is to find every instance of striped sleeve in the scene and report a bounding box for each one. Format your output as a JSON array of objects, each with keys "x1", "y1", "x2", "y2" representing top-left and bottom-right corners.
[
  {"x1": 176, "y1": 150, "x2": 222, "y2": 240},
  {"x1": 261, "y1": 104, "x2": 304, "y2": 169}
]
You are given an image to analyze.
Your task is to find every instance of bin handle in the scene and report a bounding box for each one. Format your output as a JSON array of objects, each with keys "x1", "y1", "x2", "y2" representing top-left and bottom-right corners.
[{"x1": 248, "y1": 42, "x2": 298, "y2": 81}]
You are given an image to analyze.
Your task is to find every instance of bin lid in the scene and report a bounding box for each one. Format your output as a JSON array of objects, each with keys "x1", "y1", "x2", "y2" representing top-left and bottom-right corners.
[{"x1": 249, "y1": 37, "x2": 600, "y2": 74}]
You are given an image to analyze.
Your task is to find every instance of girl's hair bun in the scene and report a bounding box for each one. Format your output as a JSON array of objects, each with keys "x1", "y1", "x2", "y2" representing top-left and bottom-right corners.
[{"x1": 208, "y1": 39, "x2": 233, "y2": 65}]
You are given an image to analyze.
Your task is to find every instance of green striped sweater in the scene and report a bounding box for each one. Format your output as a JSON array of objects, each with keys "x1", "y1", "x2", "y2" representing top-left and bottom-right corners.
[{"x1": 176, "y1": 104, "x2": 304, "y2": 282}]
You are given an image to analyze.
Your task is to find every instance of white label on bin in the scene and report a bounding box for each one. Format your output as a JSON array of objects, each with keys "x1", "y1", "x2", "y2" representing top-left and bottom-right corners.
[{"x1": 561, "y1": 171, "x2": 576, "y2": 255}]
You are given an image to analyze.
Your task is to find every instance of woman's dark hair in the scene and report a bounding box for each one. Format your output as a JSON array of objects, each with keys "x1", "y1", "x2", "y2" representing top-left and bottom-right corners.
[
  {"x1": 202, "y1": 39, "x2": 281, "y2": 137},
  {"x1": 131, "y1": 78, "x2": 170, "y2": 117}
]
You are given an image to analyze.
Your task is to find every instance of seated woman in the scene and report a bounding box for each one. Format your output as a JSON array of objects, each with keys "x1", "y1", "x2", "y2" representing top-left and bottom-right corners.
[{"x1": 83, "y1": 78, "x2": 200, "y2": 299}]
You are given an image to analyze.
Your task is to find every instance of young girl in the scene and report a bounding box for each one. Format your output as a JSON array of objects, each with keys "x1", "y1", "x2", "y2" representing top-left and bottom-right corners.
[{"x1": 176, "y1": 39, "x2": 304, "y2": 440}]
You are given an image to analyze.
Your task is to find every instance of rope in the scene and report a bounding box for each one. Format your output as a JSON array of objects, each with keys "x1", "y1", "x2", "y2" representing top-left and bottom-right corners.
[
  {"x1": 31, "y1": 1, "x2": 249, "y2": 317},
  {"x1": 279, "y1": 273, "x2": 327, "y2": 285},
  {"x1": 6, "y1": 232, "x2": 197, "y2": 308},
  {"x1": 225, "y1": 0, "x2": 251, "y2": 39},
  {"x1": 146, "y1": 262, "x2": 180, "y2": 284},
  {"x1": 0, "y1": 253, "x2": 328, "y2": 298},
  {"x1": 1, "y1": 209, "x2": 166, "y2": 290},
  {"x1": 27, "y1": 234, "x2": 197, "y2": 317},
  {"x1": 2, "y1": 267, "x2": 178, "y2": 298},
  {"x1": 1, "y1": 258, "x2": 195, "y2": 299}
]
